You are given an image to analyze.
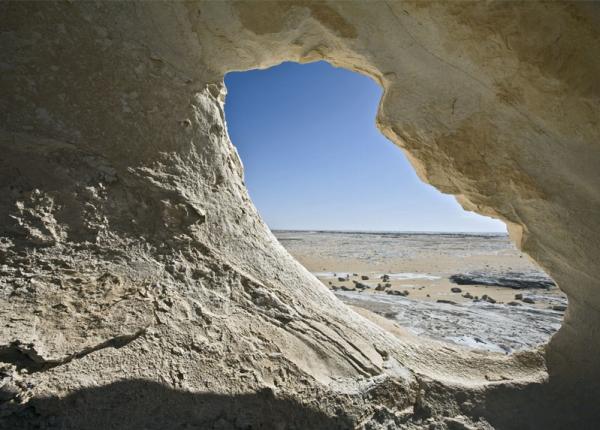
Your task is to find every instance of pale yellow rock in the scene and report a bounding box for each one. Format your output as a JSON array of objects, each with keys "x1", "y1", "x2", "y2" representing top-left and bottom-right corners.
[{"x1": 0, "y1": 1, "x2": 598, "y2": 428}]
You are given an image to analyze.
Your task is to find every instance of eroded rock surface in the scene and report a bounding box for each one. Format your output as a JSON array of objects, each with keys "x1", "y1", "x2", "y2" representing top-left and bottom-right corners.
[
  {"x1": 0, "y1": 1, "x2": 599, "y2": 428},
  {"x1": 449, "y1": 271, "x2": 555, "y2": 289}
]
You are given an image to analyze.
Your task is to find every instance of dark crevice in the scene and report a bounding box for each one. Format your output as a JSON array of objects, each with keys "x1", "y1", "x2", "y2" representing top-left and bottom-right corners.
[
  {"x1": 0, "y1": 328, "x2": 147, "y2": 373},
  {"x1": 0, "y1": 343, "x2": 46, "y2": 372}
]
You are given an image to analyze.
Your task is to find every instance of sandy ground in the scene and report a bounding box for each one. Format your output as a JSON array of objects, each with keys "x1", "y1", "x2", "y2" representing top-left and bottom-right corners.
[{"x1": 279, "y1": 232, "x2": 565, "y2": 310}]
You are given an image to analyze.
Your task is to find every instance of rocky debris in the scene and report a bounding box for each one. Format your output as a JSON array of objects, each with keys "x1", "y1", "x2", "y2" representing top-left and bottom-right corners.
[
  {"x1": 522, "y1": 297, "x2": 535, "y2": 304},
  {"x1": 515, "y1": 293, "x2": 523, "y2": 300},
  {"x1": 449, "y1": 271, "x2": 555, "y2": 289},
  {"x1": 451, "y1": 287, "x2": 462, "y2": 293},
  {"x1": 361, "y1": 275, "x2": 369, "y2": 280},
  {"x1": 340, "y1": 286, "x2": 356, "y2": 292},
  {"x1": 507, "y1": 301, "x2": 522, "y2": 306},
  {"x1": 552, "y1": 305, "x2": 567, "y2": 312},
  {"x1": 381, "y1": 274, "x2": 390, "y2": 282},
  {"x1": 462, "y1": 292, "x2": 473, "y2": 299},
  {"x1": 375, "y1": 283, "x2": 387, "y2": 291},
  {"x1": 338, "y1": 276, "x2": 348, "y2": 282},
  {"x1": 387, "y1": 290, "x2": 409, "y2": 297}
]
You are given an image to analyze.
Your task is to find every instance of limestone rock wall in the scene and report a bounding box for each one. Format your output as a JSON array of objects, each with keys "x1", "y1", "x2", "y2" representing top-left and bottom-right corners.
[{"x1": 0, "y1": 1, "x2": 598, "y2": 429}]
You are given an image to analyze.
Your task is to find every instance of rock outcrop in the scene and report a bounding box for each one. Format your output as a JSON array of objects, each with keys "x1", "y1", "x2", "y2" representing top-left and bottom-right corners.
[
  {"x1": 1, "y1": 1, "x2": 599, "y2": 428},
  {"x1": 450, "y1": 271, "x2": 555, "y2": 289}
]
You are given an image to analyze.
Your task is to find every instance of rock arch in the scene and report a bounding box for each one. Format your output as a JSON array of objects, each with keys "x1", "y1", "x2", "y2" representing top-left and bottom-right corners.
[{"x1": 1, "y1": 1, "x2": 598, "y2": 428}]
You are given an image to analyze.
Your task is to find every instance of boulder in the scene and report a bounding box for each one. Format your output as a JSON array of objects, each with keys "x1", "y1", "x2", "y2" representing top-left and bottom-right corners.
[
  {"x1": 437, "y1": 299, "x2": 458, "y2": 305},
  {"x1": 449, "y1": 271, "x2": 555, "y2": 289},
  {"x1": 481, "y1": 295, "x2": 497, "y2": 304},
  {"x1": 387, "y1": 290, "x2": 409, "y2": 297},
  {"x1": 375, "y1": 283, "x2": 387, "y2": 291}
]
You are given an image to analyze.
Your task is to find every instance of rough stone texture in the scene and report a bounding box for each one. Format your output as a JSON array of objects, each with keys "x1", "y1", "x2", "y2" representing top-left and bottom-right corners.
[{"x1": 0, "y1": 1, "x2": 598, "y2": 428}]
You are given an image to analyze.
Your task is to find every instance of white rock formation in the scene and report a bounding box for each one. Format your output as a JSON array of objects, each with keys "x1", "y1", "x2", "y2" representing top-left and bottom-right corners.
[{"x1": 0, "y1": 1, "x2": 598, "y2": 428}]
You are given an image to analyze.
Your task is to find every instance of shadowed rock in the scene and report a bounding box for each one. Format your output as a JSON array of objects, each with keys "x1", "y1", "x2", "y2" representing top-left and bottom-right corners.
[{"x1": 0, "y1": 380, "x2": 354, "y2": 430}]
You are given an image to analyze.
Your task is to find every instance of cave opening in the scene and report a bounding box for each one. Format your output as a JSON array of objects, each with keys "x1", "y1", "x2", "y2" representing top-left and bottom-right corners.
[{"x1": 223, "y1": 61, "x2": 564, "y2": 355}]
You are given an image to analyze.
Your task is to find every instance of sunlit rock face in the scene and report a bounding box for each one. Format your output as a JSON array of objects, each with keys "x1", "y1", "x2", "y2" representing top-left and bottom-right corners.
[{"x1": 0, "y1": 1, "x2": 598, "y2": 428}]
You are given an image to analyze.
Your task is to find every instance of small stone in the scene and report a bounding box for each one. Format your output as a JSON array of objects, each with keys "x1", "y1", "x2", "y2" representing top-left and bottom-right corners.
[
  {"x1": 171, "y1": 346, "x2": 185, "y2": 356},
  {"x1": 361, "y1": 275, "x2": 369, "y2": 280},
  {"x1": 507, "y1": 301, "x2": 521, "y2": 306},
  {"x1": 437, "y1": 299, "x2": 457, "y2": 305},
  {"x1": 482, "y1": 294, "x2": 496, "y2": 304},
  {"x1": 515, "y1": 293, "x2": 523, "y2": 300},
  {"x1": 552, "y1": 305, "x2": 567, "y2": 312},
  {"x1": 387, "y1": 290, "x2": 408, "y2": 296},
  {"x1": 451, "y1": 287, "x2": 462, "y2": 293},
  {"x1": 444, "y1": 416, "x2": 477, "y2": 430},
  {"x1": 462, "y1": 292, "x2": 473, "y2": 299},
  {"x1": 522, "y1": 297, "x2": 535, "y2": 304}
]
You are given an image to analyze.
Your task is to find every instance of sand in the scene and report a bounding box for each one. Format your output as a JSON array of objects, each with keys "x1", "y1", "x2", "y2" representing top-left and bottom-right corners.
[{"x1": 277, "y1": 231, "x2": 565, "y2": 309}]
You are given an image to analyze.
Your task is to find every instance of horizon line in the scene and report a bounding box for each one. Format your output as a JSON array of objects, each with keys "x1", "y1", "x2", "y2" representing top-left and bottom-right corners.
[{"x1": 270, "y1": 228, "x2": 508, "y2": 235}]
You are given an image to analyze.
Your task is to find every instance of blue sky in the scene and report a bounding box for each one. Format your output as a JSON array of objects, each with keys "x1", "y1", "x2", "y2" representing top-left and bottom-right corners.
[{"x1": 224, "y1": 61, "x2": 506, "y2": 233}]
